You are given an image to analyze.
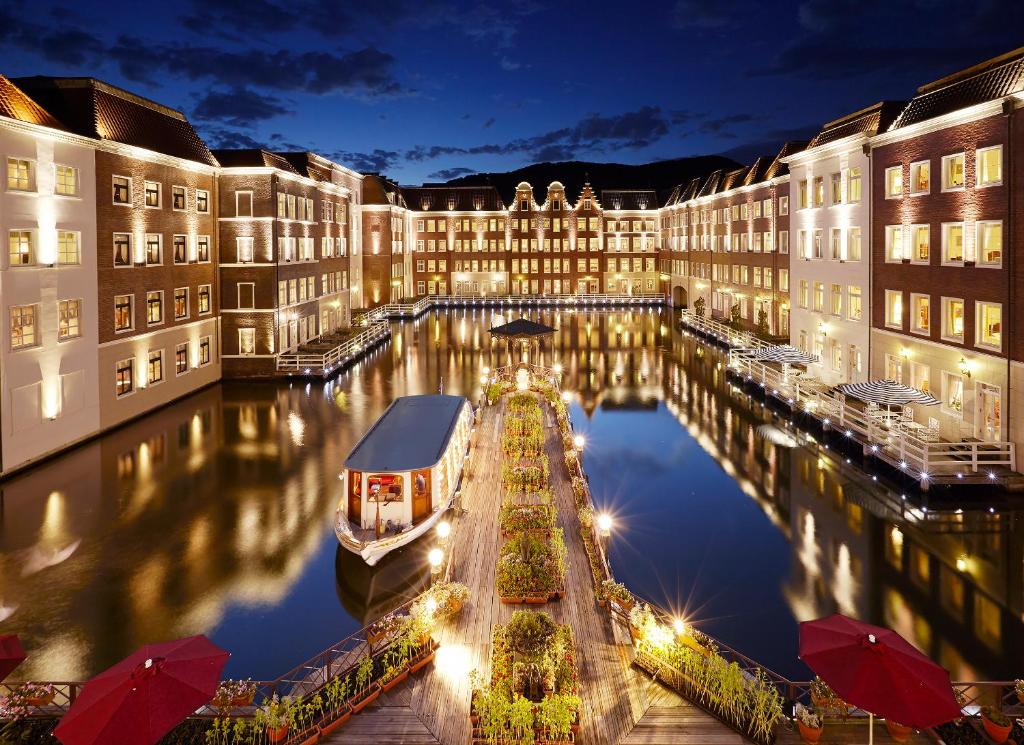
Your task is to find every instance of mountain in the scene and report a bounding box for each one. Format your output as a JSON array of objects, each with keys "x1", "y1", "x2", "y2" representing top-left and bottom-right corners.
[{"x1": 425, "y1": 155, "x2": 742, "y2": 206}]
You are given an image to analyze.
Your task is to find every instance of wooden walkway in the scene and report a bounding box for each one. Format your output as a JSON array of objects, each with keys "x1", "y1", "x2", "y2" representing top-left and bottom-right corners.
[{"x1": 324, "y1": 396, "x2": 742, "y2": 745}]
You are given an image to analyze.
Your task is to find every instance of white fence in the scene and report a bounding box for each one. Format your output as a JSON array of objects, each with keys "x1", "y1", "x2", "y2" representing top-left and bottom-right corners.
[
  {"x1": 276, "y1": 321, "x2": 391, "y2": 375},
  {"x1": 357, "y1": 293, "x2": 665, "y2": 324}
]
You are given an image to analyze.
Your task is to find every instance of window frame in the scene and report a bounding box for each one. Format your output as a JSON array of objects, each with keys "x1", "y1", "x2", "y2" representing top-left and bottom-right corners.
[
  {"x1": 146, "y1": 290, "x2": 164, "y2": 326},
  {"x1": 975, "y1": 145, "x2": 1002, "y2": 188},
  {"x1": 941, "y1": 153, "x2": 965, "y2": 192},
  {"x1": 884, "y1": 289, "x2": 903, "y2": 330},
  {"x1": 148, "y1": 349, "x2": 165, "y2": 386},
  {"x1": 54, "y1": 164, "x2": 79, "y2": 197},
  {"x1": 171, "y1": 185, "x2": 187, "y2": 211},
  {"x1": 909, "y1": 292, "x2": 930, "y2": 336},
  {"x1": 112, "y1": 175, "x2": 132, "y2": 206},
  {"x1": 884, "y1": 165, "x2": 903, "y2": 199},
  {"x1": 115, "y1": 357, "x2": 135, "y2": 398},
  {"x1": 975, "y1": 220, "x2": 1003, "y2": 268},
  {"x1": 941, "y1": 222, "x2": 965, "y2": 266},
  {"x1": 975, "y1": 300, "x2": 1002, "y2": 352},
  {"x1": 143, "y1": 180, "x2": 162, "y2": 209},
  {"x1": 9, "y1": 303, "x2": 38, "y2": 349},
  {"x1": 6, "y1": 157, "x2": 36, "y2": 192},
  {"x1": 941, "y1": 296, "x2": 965, "y2": 344},
  {"x1": 114, "y1": 294, "x2": 134, "y2": 333},
  {"x1": 173, "y1": 287, "x2": 190, "y2": 321},
  {"x1": 908, "y1": 160, "x2": 930, "y2": 196}
]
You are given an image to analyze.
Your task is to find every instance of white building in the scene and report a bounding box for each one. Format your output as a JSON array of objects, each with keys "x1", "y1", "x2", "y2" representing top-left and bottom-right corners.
[
  {"x1": 0, "y1": 77, "x2": 100, "y2": 472},
  {"x1": 785, "y1": 102, "x2": 904, "y2": 386}
]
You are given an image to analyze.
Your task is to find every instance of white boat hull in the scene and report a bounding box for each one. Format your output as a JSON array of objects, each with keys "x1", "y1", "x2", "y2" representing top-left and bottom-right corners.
[{"x1": 335, "y1": 498, "x2": 452, "y2": 566}]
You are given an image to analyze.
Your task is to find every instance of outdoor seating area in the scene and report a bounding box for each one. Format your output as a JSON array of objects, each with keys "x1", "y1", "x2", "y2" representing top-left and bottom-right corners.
[
  {"x1": 679, "y1": 311, "x2": 1019, "y2": 486},
  {"x1": 276, "y1": 320, "x2": 391, "y2": 377}
]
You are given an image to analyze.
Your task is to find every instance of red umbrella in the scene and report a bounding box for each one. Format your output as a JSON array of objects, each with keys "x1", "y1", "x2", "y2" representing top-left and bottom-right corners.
[
  {"x1": 54, "y1": 635, "x2": 229, "y2": 745},
  {"x1": 799, "y1": 614, "x2": 961, "y2": 732},
  {"x1": 0, "y1": 635, "x2": 26, "y2": 681}
]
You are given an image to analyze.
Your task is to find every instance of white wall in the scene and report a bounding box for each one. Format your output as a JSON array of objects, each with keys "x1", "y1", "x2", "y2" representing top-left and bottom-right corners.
[
  {"x1": 788, "y1": 141, "x2": 872, "y2": 386},
  {"x1": 0, "y1": 124, "x2": 100, "y2": 471}
]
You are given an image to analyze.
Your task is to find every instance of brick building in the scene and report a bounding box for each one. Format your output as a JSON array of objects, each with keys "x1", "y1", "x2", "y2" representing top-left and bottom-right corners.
[
  {"x1": 360, "y1": 174, "x2": 410, "y2": 305},
  {"x1": 869, "y1": 49, "x2": 1022, "y2": 444},
  {"x1": 215, "y1": 149, "x2": 359, "y2": 377},
  {"x1": 14, "y1": 77, "x2": 222, "y2": 432}
]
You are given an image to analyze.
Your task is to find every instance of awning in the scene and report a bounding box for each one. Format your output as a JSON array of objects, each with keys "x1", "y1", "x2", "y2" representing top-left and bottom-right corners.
[
  {"x1": 836, "y1": 380, "x2": 940, "y2": 406},
  {"x1": 751, "y1": 345, "x2": 818, "y2": 365}
]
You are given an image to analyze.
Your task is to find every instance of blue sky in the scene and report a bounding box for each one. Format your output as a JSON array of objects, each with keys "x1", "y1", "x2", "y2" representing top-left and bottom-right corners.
[{"x1": 1, "y1": 0, "x2": 1021, "y2": 183}]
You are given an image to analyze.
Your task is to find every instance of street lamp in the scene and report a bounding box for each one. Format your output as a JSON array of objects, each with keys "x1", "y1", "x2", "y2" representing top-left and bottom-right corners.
[
  {"x1": 597, "y1": 512, "x2": 612, "y2": 536},
  {"x1": 673, "y1": 618, "x2": 686, "y2": 636},
  {"x1": 573, "y1": 434, "x2": 585, "y2": 451},
  {"x1": 552, "y1": 362, "x2": 562, "y2": 374},
  {"x1": 428, "y1": 547, "x2": 444, "y2": 582},
  {"x1": 436, "y1": 520, "x2": 451, "y2": 541},
  {"x1": 561, "y1": 391, "x2": 572, "y2": 403}
]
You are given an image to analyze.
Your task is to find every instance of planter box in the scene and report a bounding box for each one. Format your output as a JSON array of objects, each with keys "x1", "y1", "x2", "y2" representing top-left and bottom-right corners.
[
  {"x1": 294, "y1": 725, "x2": 320, "y2": 745},
  {"x1": 409, "y1": 647, "x2": 436, "y2": 674},
  {"x1": 500, "y1": 595, "x2": 525, "y2": 604},
  {"x1": 317, "y1": 706, "x2": 352, "y2": 737},
  {"x1": 347, "y1": 682, "x2": 381, "y2": 714},
  {"x1": 381, "y1": 668, "x2": 409, "y2": 693},
  {"x1": 266, "y1": 725, "x2": 289, "y2": 743}
]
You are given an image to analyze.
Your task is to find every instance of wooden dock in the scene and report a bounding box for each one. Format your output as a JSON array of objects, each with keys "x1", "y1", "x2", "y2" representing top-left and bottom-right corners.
[{"x1": 323, "y1": 396, "x2": 746, "y2": 745}]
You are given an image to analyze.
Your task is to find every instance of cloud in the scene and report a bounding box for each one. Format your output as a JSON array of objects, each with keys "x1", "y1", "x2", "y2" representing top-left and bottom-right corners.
[
  {"x1": 696, "y1": 113, "x2": 755, "y2": 137},
  {"x1": 203, "y1": 128, "x2": 270, "y2": 151},
  {"x1": 0, "y1": 5, "x2": 406, "y2": 99},
  {"x1": 717, "y1": 123, "x2": 819, "y2": 163},
  {"x1": 327, "y1": 148, "x2": 403, "y2": 173},
  {"x1": 483, "y1": 118, "x2": 496, "y2": 129},
  {"x1": 193, "y1": 87, "x2": 293, "y2": 127},
  {"x1": 500, "y1": 57, "x2": 522, "y2": 71},
  {"x1": 757, "y1": 0, "x2": 1024, "y2": 80},
  {"x1": 428, "y1": 167, "x2": 477, "y2": 180},
  {"x1": 671, "y1": 0, "x2": 747, "y2": 29}
]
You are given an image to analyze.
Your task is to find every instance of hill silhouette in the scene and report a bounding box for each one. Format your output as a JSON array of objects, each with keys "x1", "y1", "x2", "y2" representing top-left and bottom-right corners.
[{"x1": 421, "y1": 155, "x2": 741, "y2": 205}]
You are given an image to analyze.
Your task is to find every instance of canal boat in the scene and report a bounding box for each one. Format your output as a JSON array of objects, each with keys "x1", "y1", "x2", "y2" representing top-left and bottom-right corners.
[{"x1": 335, "y1": 394, "x2": 473, "y2": 565}]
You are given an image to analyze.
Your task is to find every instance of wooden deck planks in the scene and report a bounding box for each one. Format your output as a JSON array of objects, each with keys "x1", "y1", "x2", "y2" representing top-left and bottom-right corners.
[{"x1": 326, "y1": 395, "x2": 747, "y2": 745}]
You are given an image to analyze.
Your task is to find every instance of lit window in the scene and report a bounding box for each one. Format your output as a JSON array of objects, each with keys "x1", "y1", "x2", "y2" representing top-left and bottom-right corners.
[
  {"x1": 173, "y1": 235, "x2": 188, "y2": 264},
  {"x1": 197, "y1": 236, "x2": 210, "y2": 262},
  {"x1": 976, "y1": 221, "x2": 1002, "y2": 266},
  {"x1": 779, "y1": 196, "x2": 788, "y2": 215},
  {"x1": 58, "y1": 299, "x2": 81, "y2": 340},
  {"x1": 976, "y1": 302, "x2": 1002, "y2": 350},
  {"x1": 198, "y1": 284, "x2": 211, "y2": 315},
  {"x1": 942, "y1": 153, "x2": 964, "y2": 190},
  {"x1": 238, "y1": 328, "x2": 255, "y2": 356},
  {"x1": 145, "y1": 234, "x2": 162, "y2": 264},
  {"x1": 847, "y1": 286, "x2": 862, "y2": 321},
  {"x1": 10, "y1": 304, "x2": 37, "y2": 348},
  {"x1": 175, "y1": 342, "x2": 189, "y2": 375},
  {"x1": 112, "y1": 175, "x2": 131, "y2": 204},
  {"x1": 885, "y1": 290, "x2": 903, "y2": 329},
  {"x1": 885, "y1": 225, "x2": 903, "y2": 262},
  {"x1": 813, "y1": 281, "x2": 824, "y2": 312},
  {"x1": 113, "y1": 233, "x2": 132, "y2": 267},
  {"x1": 847, "y1": 167, "x2": 862, "y2": 202},
  {"x1": 885, "y1": 166, "x2": 903, "y2": 198},
  {"x1": 144, "y1": 181, "x2": 161, "y2": 208},
  {"x1": 8, "y1": 230, "x2": 33, "y2": 266},
  {"x1": 830, "y1": 172, "x2": 842, "y2": 204},
  {"x1": 147, "y1": 291, "x2": 163, "y2": 325},
  {"x1": 798, "y1": 180, "x2": 809, "y2": 209},
  {"x1": 910, "y1": 294, "x2": 930, "y2": 334},
  {"x1": 55, "y1": 165, "x2": 78, "y2": 196},
  {"x1": 114, "y1": 294, "x2": 134, "y2": 332},
  {"x1": 199, "y1": 336, "x2": 212, "y2": 366},
  {"x1": 847, "y1": 227, "x2": 861, "y2": 261},
  {"x1": 148, "y1": 350, "x2": 164, "y2": 384},
  {"x1": 909, "y1": 161, "x2": 930, "y2": 195},
  {"x1": 943, "y1": 371, "x2": 964, "y2": 417},
  {"x1": 910, "y1": 225, "x2": 929, "y2": 263},
  {"x1": 115, "y1": 358, "x2": 134, "y2": 397},
  {"x1": 798, "y1": 280, "x2": 809, "y2": 309},
  {"x1": 830, "y1": 283, "x2": 842, "y2": 316},
  {"x1": 7, "y1": 158, "x2": 34, "y2": 191},
  {"x1": 941, "y1": 223, "x2": 964, "y2": 264},
  {"x1": 197, "y1": 189, "x2": 210, "y2": 213},
  {"x1": 812, "y1": 177, "x2": 824, "y2": 207},
  {"x1": 237, "y1": 237, "x2": 254, "y2": 263},
  {"x1": 174, "y1": 288, "x2": 189, "y2": 320},
  {"x1": 942, "y1": 297, "x2": 964, "y2": 342},
  {"x1": 58, "y1": 231, "x2": 80, "y2": 264},
  {"x1": 172, "y1": 185, "x2": 186, "y2": 210},
  {"x1": 976, "y1": 146, "x2": 1002, "y2": 187}
]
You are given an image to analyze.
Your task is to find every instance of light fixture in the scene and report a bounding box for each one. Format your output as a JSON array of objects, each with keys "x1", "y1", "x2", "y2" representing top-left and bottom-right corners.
[
  {"x1": 428, "y1": 547, "x2": 444, "y2": 569},
  {"x1": 956, "y1": 555, "x2": 968, "y2": 573},
  {"x1": 573, "y1": 434, "x2": 585, "y2": 450},
  {"x1": 673, "y1": 618, "x2": 686, "y2": 636},
  {"x1": 436, "y1": 521, "x2": 451, "y2": 540},
  {"x1": 958, "y1": 356, "x2": 972, "y2": 378},
  {"x1": 597, "y1": 512, "x2": 612, "y2": 536}
]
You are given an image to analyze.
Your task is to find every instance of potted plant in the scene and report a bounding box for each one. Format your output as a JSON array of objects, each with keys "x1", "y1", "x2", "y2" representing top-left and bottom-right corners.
[
  {"x1": 318, "y1": 674, "x2": 353, "y2": 736},
  {"x1": 981, "y1": 707, "x2": 1012, "y2": 744},
  {"x1": 379, "y1": 638, "x2": 411, "y2": 693},
  {"x1": 257, "y1": 694, "x2": 293, "y2": 744},
  {"x1": 214, "y1": 679, "x2": 256, "y2": 708},
  {"x1": 601, "y1": 580, "x2": 634, "y2": 611},
  {"x1": 347, "y1": 653, "x2": 381, "y2": 714},
  {"x1": 537, "y1": 693, "x2": 578, "y2": 744},
  {"x1": 1015, "y1": 679, "x2": 1024, "y2": 705},
  {"x1": 794, "y1": 704, "x2": 822, "y2": 745},
  {"x1": 885, "y1": 719, "x2": 913, "y2": 743},
  {"x1": 290, "y1": 695, "x2": 322, "y2": 745},
  {"x1": 16, "y1": 683, "x2": 57, "y2": 707},
  {"x1": 437, "y1": 582, "x2": 470, "y2": 617}
]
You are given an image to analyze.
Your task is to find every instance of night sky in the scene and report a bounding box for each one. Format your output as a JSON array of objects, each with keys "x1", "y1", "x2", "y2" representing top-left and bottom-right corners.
[{"x1": 1, "y1": 0, "x2": 1021, "y2": 183}]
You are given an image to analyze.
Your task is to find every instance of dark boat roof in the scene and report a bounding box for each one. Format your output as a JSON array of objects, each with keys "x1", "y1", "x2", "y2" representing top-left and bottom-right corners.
[{"x1": 345, "y1": 394, "x2": 469, "y2": 472}]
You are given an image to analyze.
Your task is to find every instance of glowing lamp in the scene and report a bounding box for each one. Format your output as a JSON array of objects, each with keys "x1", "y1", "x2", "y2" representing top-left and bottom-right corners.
[
  {"x1": 597, "y1": 512, "x2": 612, "y2": 536},
  {"x1": 436, "y1": 520, "x2": 451, "y2": 540},
  {"x1": 573, "y1": 434, "x2": 585, "y2": 450},
  {"x1": 673, "y1": 618, "x2": 686, "y2": 636},
  {"x1": 428, "y1": 547, "x2": 444, "y2": 569}
]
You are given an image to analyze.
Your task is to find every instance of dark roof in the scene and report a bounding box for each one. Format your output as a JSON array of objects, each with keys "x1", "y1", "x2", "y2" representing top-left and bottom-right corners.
[
  {"x1": 742, "y1": 157, "x2": 772, "y2": 186},
  {"x1": 717, "y1": 166, "x2": 748, "y2": 193},
  {"x1": 890, "y1": 47, "x2": 1024, "y2": 130},
  {"x1": 663, "y1": 183, "x2": 684, "y2": 207},
  {"x1": 697, "y1": 170, "x2": 723, "y2": 198},
  {"x1": 599, "y1": 189, "x2": 658, "y2": 210},
  {"x1": 488, "y1": 317, "x2": 557, "y2": 337},
  {"x1": 0, "y1": 76, "x2": 64, "y2": 130},
  {"x1": 401, "y1": 185, "x2": 505, "y2": 212},
  {"x1": 213, "y1": 149, "x2": 300, "y2": 174},
  {"x1": 765, "y1": 141, "x2": 808, "y2": 179},
  {"x1": 680, "y1": 176, "x2": 702, "y2": 201},
  {"x1": 12, "y1": 76, "x2": 216, "y2": 166},
  {"x1": 808, "y1": 101, "x2": 905, "y2": 148},
  {"x1": 363, "y1": 174, "x2": 408, "y2": 207},
  {"x1": 344, "y1": 395, "x2": 469, "y2": 472}
]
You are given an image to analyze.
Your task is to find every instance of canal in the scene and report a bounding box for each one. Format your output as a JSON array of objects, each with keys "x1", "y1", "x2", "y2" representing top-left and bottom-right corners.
[{"x1": 1, "y1": 308, "x2": 1020, "y2": 683}]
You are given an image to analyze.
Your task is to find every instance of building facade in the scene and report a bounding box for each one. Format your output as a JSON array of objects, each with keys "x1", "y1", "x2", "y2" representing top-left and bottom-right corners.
[
  {"x1": 869, "y1": 51, "x2": 1022, "y2": 444},
  {"x1": 360, "y1": 175, "x2": 410, "y2": 306},
  {"x1": 216, "y1": 150, "x2": 359, "y2": 377},
  {"x1": 786, "y1": 103, "x2": 902, "y2": 386}
]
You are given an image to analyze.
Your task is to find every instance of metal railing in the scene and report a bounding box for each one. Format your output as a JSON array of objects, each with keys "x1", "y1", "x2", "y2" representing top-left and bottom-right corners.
[
  {"x1": 358, "y1": 293, "x2": 666, "y2": 323},
  {"x1": 679, "y1": 309, "x2": 776, "y2": 351},
  {"x1": 276, "y1": 321, "x2": 391, "y2": 375}
]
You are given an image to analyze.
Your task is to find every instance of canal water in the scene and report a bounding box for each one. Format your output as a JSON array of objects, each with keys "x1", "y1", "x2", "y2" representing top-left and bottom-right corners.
[{"x1": 1, "y1": 308, "x2": 1020, "y2": 683}]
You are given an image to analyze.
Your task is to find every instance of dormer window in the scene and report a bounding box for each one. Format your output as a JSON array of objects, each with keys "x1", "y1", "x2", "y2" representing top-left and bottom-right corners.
[
  {"x1": 520, "y1": 199, "x2": 529, "y2": 211},
  {"x1": 583, "y1": 198, "x2": 591, "y2": 210},
  {"x1": 448, "y1": 196, "x2": 457, "y2": 210},
  {"x1": 473, "y1": 195, "x2": 483, "y2": 210},
  {"x1": 552, "y1": 199, "x2": 561, "y2": 211},
  {"x1": 421, "y1": 197, "x2": 431, "y2": 210}
]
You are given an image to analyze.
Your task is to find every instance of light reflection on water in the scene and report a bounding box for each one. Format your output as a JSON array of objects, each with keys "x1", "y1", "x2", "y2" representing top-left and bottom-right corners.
[{"x1": 0, "y1": 307, "x2": 1020, "y2": 682}]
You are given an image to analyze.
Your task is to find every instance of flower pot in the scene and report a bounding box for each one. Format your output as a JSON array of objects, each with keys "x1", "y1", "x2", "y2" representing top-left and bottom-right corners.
[
  {"x1": 797, "y1": 721, "x2": 823, "y2": 745},
  {"x1": 885, "y1": 720, "x2": 913, "y2": 743},
  {"x1": 230, "y1": 691, "x2": 255, "y2": 707},
  {"x1": 24, "y1": 692, "x2": 55, "y2": 707},
  {"x1": 318, "y1": 706, "x2": 352, "y2": 736},
  {"x1": 525, "y1": 595, "x2": 547, "y2": 605},
  {"x1": 296, "y1": 726, "x2": 320, "y2": 745},
  {"x1": 447, "y1": 598, "x2": 464, "y2": 616},
  {"x1": 982, "y1": 715, "x2": 1012, "y2": 744},
  {"x1": 410, "y1": 649, "x2": 435, "y2": 674},
  {"x1": 597, "y1": 598, "x2": 609, "y2": 610},
  {"x1": 266, "y1": 724, "x2": 289, "y2": 743},
  {"x1": 501, "y1": 596, "x2": 524, "y2": 604},
  {"x1": 381, "y1": 668, "x2": 409, "y2": 693},
  {"x1": 348, "y1": 683, "x2": 381, "y2": 714}
]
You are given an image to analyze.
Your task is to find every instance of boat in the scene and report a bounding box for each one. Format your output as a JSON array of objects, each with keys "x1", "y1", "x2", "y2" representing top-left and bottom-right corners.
[{"x1": 335, "y1": 394, "x2": 474, "y2": 565}]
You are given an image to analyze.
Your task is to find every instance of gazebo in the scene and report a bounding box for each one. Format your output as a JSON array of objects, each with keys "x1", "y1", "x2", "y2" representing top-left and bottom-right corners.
[{"x1": 489, "y1": 317, "x2": 556, "y2": 367}]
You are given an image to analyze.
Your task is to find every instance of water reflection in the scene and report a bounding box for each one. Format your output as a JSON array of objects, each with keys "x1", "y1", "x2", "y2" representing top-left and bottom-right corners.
[{"x1": 0, "y1": 308, "x2": 1019, "y2": 682}]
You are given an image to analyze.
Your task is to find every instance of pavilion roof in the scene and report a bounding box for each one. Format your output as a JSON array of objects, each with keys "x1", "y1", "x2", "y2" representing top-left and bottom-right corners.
[{"x1": 488, "y1": 318, "x2": 556, "y2": 338}]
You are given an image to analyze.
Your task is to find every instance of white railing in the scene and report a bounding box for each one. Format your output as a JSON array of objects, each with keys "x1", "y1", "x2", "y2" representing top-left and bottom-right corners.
[
  {"x1": 357, "y1": 293, "x2": 665, "y2": 323},
  {"x1": 276, "y1": 321, "x2": 391, "y2": 375},
  {"x1": 727, "y1": 353, "x2": 1016, "y2": 483},
  {"x1": 679, "y1": 309, "x2": 775, "y2": 353}
]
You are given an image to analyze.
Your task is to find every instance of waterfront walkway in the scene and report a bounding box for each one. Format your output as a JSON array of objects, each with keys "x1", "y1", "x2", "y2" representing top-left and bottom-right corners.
[{"x1": 323, "y1": 395, "x2": 743, "y2": 745}]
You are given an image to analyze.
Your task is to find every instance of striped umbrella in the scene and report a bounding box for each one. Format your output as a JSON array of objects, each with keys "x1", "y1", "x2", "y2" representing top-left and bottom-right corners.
[
  {"x1": 751, "y1": 345, "x2": 818, "y2": 365},
  {"x1": 836, "y1": 380, "x2": 940, "y2": 407}
]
